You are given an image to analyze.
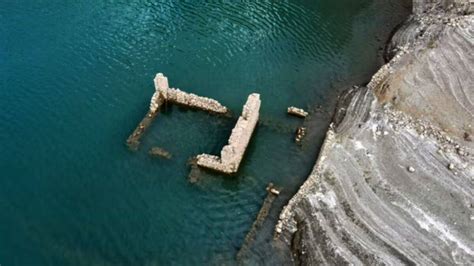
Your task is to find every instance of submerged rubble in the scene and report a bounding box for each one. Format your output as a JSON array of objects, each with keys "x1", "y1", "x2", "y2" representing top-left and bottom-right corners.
[
  {"x1": 196, "y1": 93, "x2": 261, "y2": 174},
  {"x1": 295, "y1": 127, "x2": 307, "y2": 143},
  {"x1": 149, "y1": 147, "x2": 172, "y2": 159},
  {"x1": 287, "y1": 106, "x2": 308, "y2": 118},
  {"x1": 187, "y1": 157, "x2": 202, "y2": 184},
  {"x1": 237, "y1": 183, "x2": 280, "y2": 261},
  {"x1": 126, "y1": 110, "x2": 159, "y2": 151}
]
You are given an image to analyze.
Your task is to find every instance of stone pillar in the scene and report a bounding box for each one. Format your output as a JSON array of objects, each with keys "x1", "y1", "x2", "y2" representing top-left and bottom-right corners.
[{"x1": 154, "y1": 73, "x2": 169, "y2": 100}]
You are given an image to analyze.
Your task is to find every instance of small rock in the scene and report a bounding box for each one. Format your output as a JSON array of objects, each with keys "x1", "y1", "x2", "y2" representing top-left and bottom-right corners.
[
  {"x1": 407, "y1": 166, "x2": 415, "y2": 173},
  {"x1": 149, "y1": 147, "x2": 172, "y2": 159},
  {"x1": 464, "y1": 132, "x2": 472, "y2": 142},
  {"x1": 187, "y1": 157, "x2": 201, "y2": 183},
  {"x1": 295, "y1": 127, "x2": 307, "y2": 143},
  {"x1": 270, "y1": 188, "x2": 280, "y2": 196},
  {"x1": 448, "y1": 163, "x2": 455, "y2": 170},
  {"x1": 287, "y1": 106, "x2": 308, "y2": 118}
]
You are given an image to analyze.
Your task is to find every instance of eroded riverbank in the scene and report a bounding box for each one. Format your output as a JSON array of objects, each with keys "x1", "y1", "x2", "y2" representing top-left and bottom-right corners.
[{"x1": 275, "y1": 0, "x2": 474, "y2": 264}]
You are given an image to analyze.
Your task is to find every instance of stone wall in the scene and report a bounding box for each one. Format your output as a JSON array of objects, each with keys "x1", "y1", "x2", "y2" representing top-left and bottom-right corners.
[
  {"x1": 151, "y1": 73, "x2": 227, "y2": 114},
  {"x1": 129, "y1": 73, "x2": 228, "y2": 150},
  {"x1": 197, "y1": 93, "x2": 260, "y2": 174},
  {"x1": 165, "y1": 88, "x2": 228, "y2": 114}
]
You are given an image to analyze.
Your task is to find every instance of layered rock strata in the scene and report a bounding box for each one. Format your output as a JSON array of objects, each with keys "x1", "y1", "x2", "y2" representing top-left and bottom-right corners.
[
  {"x1": 275, "y1": 0, "x2": 474, "y2": 265},
  {"x1": 197, "y1": 93, "x2": 260, "y2": 174}
]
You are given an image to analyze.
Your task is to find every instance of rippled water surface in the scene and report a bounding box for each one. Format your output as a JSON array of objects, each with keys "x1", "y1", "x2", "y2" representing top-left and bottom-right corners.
[{"x1": 0, "y1": 1, "x2": 410, "y2": 265}]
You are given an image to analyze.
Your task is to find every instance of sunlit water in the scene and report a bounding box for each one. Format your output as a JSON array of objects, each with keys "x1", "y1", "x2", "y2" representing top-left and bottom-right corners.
[{"x1": 0, "y1": 1, "x2": 410, "y2": 265}]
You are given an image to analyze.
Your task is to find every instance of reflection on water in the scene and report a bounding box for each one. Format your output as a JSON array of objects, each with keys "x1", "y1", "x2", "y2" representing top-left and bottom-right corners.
[{"x1": 0, "y1": 0, "x2": 410, "y2": 265}]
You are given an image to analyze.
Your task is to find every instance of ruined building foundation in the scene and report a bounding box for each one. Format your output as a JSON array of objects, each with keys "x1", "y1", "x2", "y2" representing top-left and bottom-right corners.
[
  {"x1": 196, "y1": 93, "x2": 261, "y2": 174},
  {"x1": 126, "y1": 73, "x2": 228, "y2": 150}
]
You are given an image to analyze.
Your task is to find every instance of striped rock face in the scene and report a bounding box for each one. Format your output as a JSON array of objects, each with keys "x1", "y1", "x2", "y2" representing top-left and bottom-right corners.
[{"x1": 275, "y1": 1, "x2": 474, "y2": 265}]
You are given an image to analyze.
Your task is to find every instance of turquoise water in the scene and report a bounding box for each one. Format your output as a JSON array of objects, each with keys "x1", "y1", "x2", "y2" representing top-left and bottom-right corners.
[{"x1": 0, "y1": 1, "x2": 410, "y2": 265}]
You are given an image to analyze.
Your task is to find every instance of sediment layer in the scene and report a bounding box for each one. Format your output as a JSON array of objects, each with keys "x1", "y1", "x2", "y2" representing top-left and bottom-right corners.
[
  {"x1": 197, "y1": 93, "x2": 261, "y2": 174},
  {"x1": 276, "y1": 0, "x2": 474, "y2": 265}
]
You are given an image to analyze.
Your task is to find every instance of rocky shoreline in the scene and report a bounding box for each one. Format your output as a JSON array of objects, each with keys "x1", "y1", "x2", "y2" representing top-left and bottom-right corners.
[{"x1": 275, "y1": 0, "x2": 473, "y2": 265}]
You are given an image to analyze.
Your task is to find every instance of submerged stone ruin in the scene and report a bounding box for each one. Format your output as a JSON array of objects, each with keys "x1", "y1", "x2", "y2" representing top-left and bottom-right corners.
[
  {"x1": 126, "y1": 110, "x2": 159, "y2": 151},
  {"x1": 287, "y1": 106, "x2": 308, "y2": 118},
  {"x1": 295, "y1": 126, "x2": 307, "y2": 143},
  {"x1": 126, "y1": 73, "x2": 228, "y2": 150},
  {"x1": 149, "y1": 147, "x2": 172, "y2": 159},
  {"x1": 126, "y1": 73, "x2": 263, "y2": 177},
  {"x1": 196, "y1": 93, "x2": 261, "y2": 174},
  {"x1": 153, "y1": 73, "x2": 228, "y2": 114},
  {"x1": 237, "y1": 183, "x2": 281, "y2": 261}
]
